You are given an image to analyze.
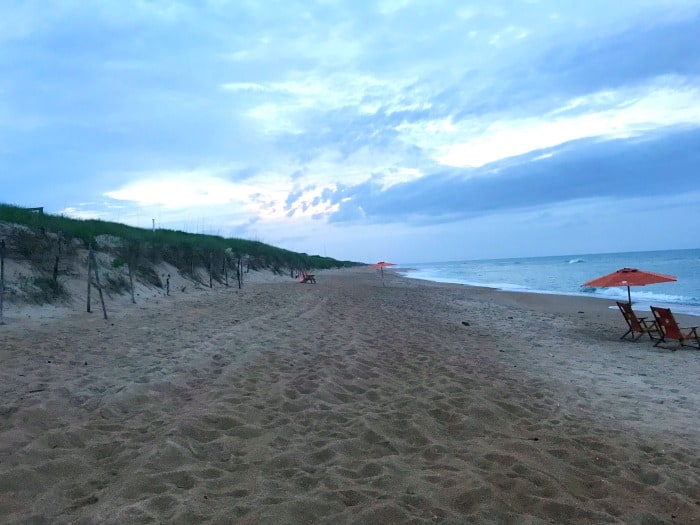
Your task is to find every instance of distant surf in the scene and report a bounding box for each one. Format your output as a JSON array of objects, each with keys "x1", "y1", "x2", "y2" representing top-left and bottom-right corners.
[{"x1": 399, "y1": 249, "x2": 700, "y2": 316}]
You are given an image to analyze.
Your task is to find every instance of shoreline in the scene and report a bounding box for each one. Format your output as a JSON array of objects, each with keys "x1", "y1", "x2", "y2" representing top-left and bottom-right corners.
[
  {"x1": 396, "y1": 262, "x2": 700, "y2": 318},
  {"x1": 1, "y1": 268, "x2": 698, "y2": 523},
  {"x1": 399, "y1": 272, "x2": 700, "y2": 319}
]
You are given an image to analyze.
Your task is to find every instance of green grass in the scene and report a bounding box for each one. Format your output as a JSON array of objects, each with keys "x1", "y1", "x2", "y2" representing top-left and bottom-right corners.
[{"x1": 0, "y1": 203, "x2": 361, "y2": 272}]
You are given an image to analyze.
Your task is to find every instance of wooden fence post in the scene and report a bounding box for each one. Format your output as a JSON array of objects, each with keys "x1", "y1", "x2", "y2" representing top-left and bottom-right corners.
[
  {"x1": 128, "y1": 258, "x2": 136, "y2": 304},
  {"x1": 52, "y1": 233, "x2": 62, "y2": 283},
  {"x1": 87, "y1": 245, "x2": 92, "y2": 313},
  {"x1": 0, "y1": 239, "x2": 5, "y2": 324},
  {"x1": 90, "y1": 250, "x2": 108, "y2": 320}
]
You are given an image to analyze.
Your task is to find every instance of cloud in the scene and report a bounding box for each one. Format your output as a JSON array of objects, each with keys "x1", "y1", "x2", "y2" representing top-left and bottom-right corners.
[
  {"x1": 326, "y1": 126, "x2": 700, "y2": 225},
  {"x1": 104, "y1": 171, "x2": 241, "y2": 209},
  {"x1": 101, "y1": 166, "x2": 345, "y2": 226},
  {"x1": 58, "y1": 206, "x2": 105, "y2": 220},
  {"x1": 222, "y1": 72, "x2": 424, "y2": 138},
  {"x1": 396, "y1": 78, "x2": 700, "y2": 168},
  {"x1": 3, "y1": 1, "x2": 700, "y2": 262},
  {"x1": 538, "y1": 13, "x2": 700, "y2": 95}
]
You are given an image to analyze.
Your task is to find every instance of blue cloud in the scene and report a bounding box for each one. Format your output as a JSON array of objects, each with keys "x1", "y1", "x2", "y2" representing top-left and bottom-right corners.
[
  {"x1": 328, "y1": 127, "x2": 700, "y2": 224},
  {"x1": 539, "y1": 15, "x2": 700, "y2": 95}
]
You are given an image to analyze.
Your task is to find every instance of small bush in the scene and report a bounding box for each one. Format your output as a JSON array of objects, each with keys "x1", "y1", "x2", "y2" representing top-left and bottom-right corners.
[
  {"x1": 12, "y1": 229, "x2": 48, "y2": 263},
  {"x1": 105, "y1": 272, "x2": 130, "y2": 295},
  {"x1": 136, "y1": 264, "x2": 162, "y2": 288},
  {"x1": 17, "y1": 275, "x2": 69, "y2": 304}
]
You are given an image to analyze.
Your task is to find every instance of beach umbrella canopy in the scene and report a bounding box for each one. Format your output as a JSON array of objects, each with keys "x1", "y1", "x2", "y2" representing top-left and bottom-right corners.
[
  {"x1": 371, "y1": 261, "x2": 396, "y2": 269},
  {"x1": 370, "y1": 261, "x2": 396, "y2": 283},
  {"x1": 583, "y1": 267, "x2": 677, "y2": 304}
]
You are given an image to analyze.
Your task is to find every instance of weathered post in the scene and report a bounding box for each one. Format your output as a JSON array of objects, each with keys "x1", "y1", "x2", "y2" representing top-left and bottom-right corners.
[
  {"x1": 52, "y1": 233, "x2": 62, "y2": 283},
  {"x1": 90, "y1": 249, "x2": 108, "y2": 320},
  {"x1": 123, "y1": 239, "x2": 140, "y2": 305},
  {"x1": 0, "y1": 239, "x2": 6, "y2": 324},
  {"x1": 237, "y1": 256, "x2": 243, "y2": 289},
  {"x1": 128, "y1": 258, "x2": 135, "y2": 304},
  {"x1": 87, "y1": 245, "x2": 92, "y2": 313}
]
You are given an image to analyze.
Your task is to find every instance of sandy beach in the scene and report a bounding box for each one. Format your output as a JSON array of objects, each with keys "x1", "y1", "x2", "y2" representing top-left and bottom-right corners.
[{"x1": 1, "y1": 268, "x2": 698, "y2": 524}]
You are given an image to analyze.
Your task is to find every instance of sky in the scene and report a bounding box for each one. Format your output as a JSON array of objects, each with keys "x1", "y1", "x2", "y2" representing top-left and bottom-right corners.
[{"x1": 1, "y1": 0, "x2": 699, "y2": 264}]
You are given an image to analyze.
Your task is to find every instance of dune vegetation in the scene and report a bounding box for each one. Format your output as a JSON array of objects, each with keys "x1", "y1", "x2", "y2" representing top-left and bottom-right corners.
[{"x1": 0, "y1": 203, "x2": 360, "y2": 305}]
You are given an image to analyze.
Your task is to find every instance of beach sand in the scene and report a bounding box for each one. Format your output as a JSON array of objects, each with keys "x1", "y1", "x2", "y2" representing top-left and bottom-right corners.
[{"x1": 1, "y1": 268, "x2": 698, "y2": 524}]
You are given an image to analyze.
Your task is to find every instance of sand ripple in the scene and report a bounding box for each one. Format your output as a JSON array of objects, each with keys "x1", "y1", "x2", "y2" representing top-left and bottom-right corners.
[{"x1": 1, "y1": 270, "x2": 699, "y2": 523}]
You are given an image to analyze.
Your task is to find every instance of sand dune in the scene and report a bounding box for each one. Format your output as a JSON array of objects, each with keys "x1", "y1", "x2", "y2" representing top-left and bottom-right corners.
[{"x1": 1, "y1": 269, "x2": 698, "y2": 524}]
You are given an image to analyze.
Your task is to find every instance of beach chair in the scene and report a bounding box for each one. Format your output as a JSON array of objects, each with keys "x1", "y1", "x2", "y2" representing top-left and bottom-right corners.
[
  {"x1": 299, "y1": 270, "x2": 316, "y2": 284},
  {"x1": 616, "y1": 301, "x2": 659, "y2": 342},
  {"x1": 650, "y1": 307, "x2": 700, "y2": 349}
]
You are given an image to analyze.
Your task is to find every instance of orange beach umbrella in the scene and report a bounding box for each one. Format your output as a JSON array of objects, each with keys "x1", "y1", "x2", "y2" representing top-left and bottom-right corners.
[
  {"x1": 370, "y1": 261, "x2": 396, "y2": 281},
  {"x1": 583, "y1": 267, "x2": 677, "y2": 304}
]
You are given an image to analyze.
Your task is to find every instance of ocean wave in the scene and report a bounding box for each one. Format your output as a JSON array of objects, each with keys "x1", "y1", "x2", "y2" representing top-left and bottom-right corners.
[
  {"x1": 399, "y1": 271, "x2": 527, "y2": 291},
  {"x1": 582, "y1": 287, "x2": 695, "y2": 304},
  {"x1": 400, "y1": 249, "x2": 700, "y2": 317}
]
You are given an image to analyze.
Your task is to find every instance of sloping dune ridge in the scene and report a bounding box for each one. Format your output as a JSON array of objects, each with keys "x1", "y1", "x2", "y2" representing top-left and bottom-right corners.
[{"x1": 0, "y1": 268, "x2": 698, "y2": 524}]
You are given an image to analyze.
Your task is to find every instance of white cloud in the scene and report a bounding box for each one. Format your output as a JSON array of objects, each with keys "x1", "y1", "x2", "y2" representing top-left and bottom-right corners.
[
  {"x1": 59, "y1": 206, "x2": 105, "y2": 220},
  {"x1": 377, "y1": 0, "x2": 413, "y2": 15},
  {"x1": 395, "y1": 77, "x2": 700, "y2": 168},
  {"x1": 220, "y1": 82, "x2": 270, "y2": 92},
  {"x1": 378, "y1": 167, "x2": 424, "y2": 189},
  {"x1": 104, "y1": 171, "x2": 241, "y2": 209},
  {"x1": 296, "y1": 145, "x2": 428, "y2": 190},
  {"x1": 488, "y1": 25, "x2": 530, "y2": 46},
  {"x1": 455, "y1": 6, "x2": 479, "y2": 20},
  {"x1": 101, "y1": 167, "x2": 339, "y2": 226},
  {"x1": 99, "y1": 141, "x2": 429, "y2": 230},
  {"x1": 224, "y1": 72, "x2": 422, "y2": 134}
]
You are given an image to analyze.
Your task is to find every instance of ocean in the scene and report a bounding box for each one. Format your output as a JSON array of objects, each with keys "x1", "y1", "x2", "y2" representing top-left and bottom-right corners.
[{"x1": 399, "y1": 249, "x2": 700, "y2": 317}]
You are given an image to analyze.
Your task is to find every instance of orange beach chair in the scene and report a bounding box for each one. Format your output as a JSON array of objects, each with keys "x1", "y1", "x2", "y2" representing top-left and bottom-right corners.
[
  {"x1": 650, "y1": 306, "x2": 700, "y2": 349},
  {"x1": 616, "y1": 301, "x2": 659, "y2": 342},
  {"x1": 299, "y1": 270, "x2": 316, "y2": 284}
]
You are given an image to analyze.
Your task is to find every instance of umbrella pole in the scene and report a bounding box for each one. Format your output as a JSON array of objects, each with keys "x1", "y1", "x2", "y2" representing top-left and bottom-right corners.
[{"x1": 627, "y1": 285, "x2": 632, "y2": 305}]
